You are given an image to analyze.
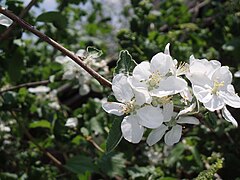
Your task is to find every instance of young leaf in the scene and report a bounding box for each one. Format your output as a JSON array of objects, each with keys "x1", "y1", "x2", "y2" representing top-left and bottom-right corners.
[
  {"x1": 29, "y1": 120, "x2": 51, "y2": 129},
  {"x1": 65, "y1": 155, "x2": 98, "y2": 174},
  {"x1": 106, "y1": 117, "x2": 123, "y2": 153},
  {"x1": 114, "y1": 50, "x2": 137, "y2": 75},
  {"x1": 36, "y1": 11, "x2": 67, "y2": 29}
]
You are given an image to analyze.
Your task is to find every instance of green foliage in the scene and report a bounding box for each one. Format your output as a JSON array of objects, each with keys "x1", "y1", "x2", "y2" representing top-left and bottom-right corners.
[{"x1": 114, "y1": 50, "x2": 137, "y2": 75}]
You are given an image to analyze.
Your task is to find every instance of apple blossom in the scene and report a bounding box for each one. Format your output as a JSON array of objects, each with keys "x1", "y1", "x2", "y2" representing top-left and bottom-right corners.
[
  {"x1": 187, "y1": 56, "x2": 240, "y2": 126},
  {"x1": 102, "y1": 73, "x2": 164, "y2": 143},
  {"x1": 128, "y1": 44, "x2": 187, "y2": 98},
  {"x1": 147, "y1": 103, "x2": 199, "y2": 146},
  {"x1": 0, "y1": 13, "x2": 12, "y2": 27}
]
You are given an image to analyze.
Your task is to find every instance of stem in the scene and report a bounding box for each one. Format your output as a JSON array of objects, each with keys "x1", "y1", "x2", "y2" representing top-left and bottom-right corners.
[
  {"x1": 0, "y1": 6, "x2": 112, "y2": 88},
  {"x1": 0, "y1": 80, "x2": 50, "y2": 94},
  {"x1": 11, "y1": 111, "x2": 63, "y2": 168},
  {"x1": 0, "y1": 0, "x2": 38, "y2": 40}
]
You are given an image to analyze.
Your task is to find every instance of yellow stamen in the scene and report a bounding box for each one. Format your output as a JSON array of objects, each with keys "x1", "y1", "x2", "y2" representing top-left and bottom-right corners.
[{"x1": 212, "y1": 81, "x2": 224, "y2": 94}]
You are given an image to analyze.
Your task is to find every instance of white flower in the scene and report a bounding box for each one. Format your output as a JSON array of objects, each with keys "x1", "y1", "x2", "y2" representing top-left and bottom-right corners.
[
  {"x1": 128, "y1": 44, "x2": 187, "y2": 98},
  {"x1": 234, "y1": 70, "x2": 240, "y2": 78},
  {"x1": 102, "y1": 74, "x2": 164, "y2": 143},
  {"x1": 187, "y1": 56, "x2": 240, "y2": 126},
  {"x1": 147, "y1": 103, "x2": 199, "y2": 146},
  {"x1": 28, "y1": 86, "x2": 50, "y2": 94},
  {"x1": 0, "y1": 14, "x2": 13, "y2": 27},
  {"x1": 0, "y1": 121, "x2": 11, "y2": 132},
  {"x1": 65, "y1": 118, "x2": 78, "y2": 128}
]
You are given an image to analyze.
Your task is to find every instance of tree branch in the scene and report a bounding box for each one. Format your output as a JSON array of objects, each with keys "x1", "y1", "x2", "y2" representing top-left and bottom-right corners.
[
  {"x1": 0, "y1": 80, "x2": 50, "y2": 94},
  {"x1": 0, "y1": 0, "x2": 38, "y2": 40},
  {"x1": 0, "y1": 6, "x2": 112, "y2": 88}
]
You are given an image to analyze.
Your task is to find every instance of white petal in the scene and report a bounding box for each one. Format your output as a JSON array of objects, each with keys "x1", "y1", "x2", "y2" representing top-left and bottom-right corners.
[
  {"x1": 150, "y1": 53, "x2": 173, "y2": 75},
  {"x1": 219, "y1": 85, "x2": 240, "y2": 108},
  {"x1": 102, "y1": 102, "x2": 125, "y2": 116},
  {"x1": 177, "y1": 103, "x2": 196, "y2": 117},
  {"x1": 121, "y1": 115, "x2": 144, "y2": 143},
  {"x1": 203, "y1": 94, "x2": 225, "y2": 111},
  {"x1": 177, "y1": 116, "x2": 199, "y2": 125},
  {"x1": 65, "y1": 118, "x2": 78, "y2": 128},
  {"x1": 147, "y1": 124, "x2": 168, "y2": 146},
  {"x1": 137, "y1": 106, "x2": 163, "y2": 128},
  {"x1": 128, "y1": 76, "x2": 148, "y2": 90},
  {"x1": 163, "y1": 103, "x2": 174, "y2": 122},
  {"x1": 212, "y1": 66, "x2": 232, "y2": 85},
  {"x1": 187, "y1": 73, "x2": 212, "y2": 87},
  {"x1": 164, "y1": 125, "x2": 182, "y2": 146},
  {"x1": 28, "y1": 86, "x2": 50, "y2": 94},
  {"x1": 112, "y1": 74, "x2": 134, "y2": 103},
  {"x1": 180, "y1": 87, "x2": 193, "y2": 102},
  {"x1": 0, "y1": 14, "x2": 13, "y2": 27},
  {"x1": 132, "y1": 61, "x2": 151, "y2": 80},
  {"x1": 79, "y1": 84, "x2": 90, "y2": 96},
  {"x1": 192, "y1": 85, "x2": 212, "y2": 103},
  {"x1": 234, "y1": 70, "x2": 240, "y2": 78},
  {"x1": 222, "y1": 106, "x2": 238, "y2": 127},
  {"x1": 152, "y1": 76, "x2": 187, "y2": 97},
  {"x1": 133, "y1": 89, "x2": 152, "y2": 106},
  {"x1": 164, "y1": 43, "x2": 170, "y2": 55}
]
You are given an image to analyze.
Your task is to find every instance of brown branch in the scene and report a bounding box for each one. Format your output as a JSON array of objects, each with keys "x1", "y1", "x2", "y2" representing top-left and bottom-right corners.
[
  {"x1": 0, "y1": 6, "x2": 112, "y2": 88},
  {"x1": 86, "y1": 136, "x2": 104, "y2": 153},
  {"x1": 0, "y1": 0, "x2": 38, "y2": 40},
  {"x1": 0, "y1": 80, "x2": 50, "y2": 94}
]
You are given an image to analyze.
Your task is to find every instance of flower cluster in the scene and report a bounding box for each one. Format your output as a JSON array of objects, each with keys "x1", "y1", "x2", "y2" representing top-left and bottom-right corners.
[
  {"x1": 55, "y1": 48, "x2": 109, "y2": 96},
  {"x1": 103, "y1": 44, "x2": 240, "y2": 146}
]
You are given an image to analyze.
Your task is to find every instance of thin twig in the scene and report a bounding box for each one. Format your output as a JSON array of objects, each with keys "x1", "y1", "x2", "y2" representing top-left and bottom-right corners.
[
  {"x1": 0, "y1": 6, "x2": 112, "y2": 88},
  {"x1": 0, "y1": 0, "x2": 38, "y2": 40},
  {"x1": 86, "y1": 136, "x2": 104, "y2": 153},
  {"x1": 0, "y1": 80, "x2": 50, "y2": 94},
  {"x1": 10, "y1": 111, "x2": 64, "y2": 168}
]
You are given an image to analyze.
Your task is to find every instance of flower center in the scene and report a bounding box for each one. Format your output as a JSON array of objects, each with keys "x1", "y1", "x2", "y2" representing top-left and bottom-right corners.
[
  {"x1": 147, "y1": 72, "x2": 161, "y2": 89},
  {"x1": 176, "y1": 62, "x2": 189, "y2": 76},
  {"x1": 152, "y1": 96, "x2": 172, "y2": 106},
  {"x1": 122, "y1": 101, "x2": 136, "y2": 114},
  {"x1": 212, "y1": 81, "x2": 224, "y2": 94}
]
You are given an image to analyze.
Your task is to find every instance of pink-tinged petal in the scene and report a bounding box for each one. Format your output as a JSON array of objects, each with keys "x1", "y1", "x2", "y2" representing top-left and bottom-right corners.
[
  {"x1": 133, "y1": 89, "x2": 152, "y2": 106},
  {"x1": 112, "y1": 74, "x2": 134, "y2": 103},
  {"x1": 203, "y1": 94, "x2": 224, "y2": 111},
  {"x1": 163, "y1": 103, "x2": 174, "y2": 122},
  {"x1": 152, "y1": 76, "x2": 187, "y2": 97},
  {"x1": 212, "y1": 66, "x2": 232, "y2": 85},
  {"x1": 222, "y1": 106, "x2": 238, "y2": 127},
  {"x1": 102, "y1": 102, "x2": 125, "y2": 116},
  {"x1": 177, "y1": 116, "x2": 199, "y2": 125},
  {"x1": 164, "y1": 125, "x2": 182, "y2": 146},
  {"x1": 133, "y1": 61, "x2": 151, "y2": 81},
  {"x1": 164, "y1": 43, "x2": 170, "y2": 55},
  {"x1": 192, "y1": 85, "x2": 212, "y2": 103},
  {"x1": 137, "y1": 106, "x2": 163, "y2": 128},
  {"x1": 150, "y1": 53, "x2": 174, "y2": 76},
  {"x1": 147, "y1": 124, "x2": 168, "y2": 146},
  {"x1": 219, "y1": 85, "x2": 240, "y2": 108},
  {"x1": 121, "y1": 115, "x2": 145, "y2": 143}
]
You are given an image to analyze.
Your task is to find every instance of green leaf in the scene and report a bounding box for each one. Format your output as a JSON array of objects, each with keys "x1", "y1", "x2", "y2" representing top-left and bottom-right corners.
[
  {"x1": 98, "y1": 152, "x2": 126, "y2": 177},
  {"x1": 114, "y1": 50, "x2": 137, "y2": 75},
  {"x1": 29, "y1": 120, "x2": 51, "y2": 129},
  {"x1": 166, "y1": 143, "x2": 185, "y2": 167},
  {"x1": 65, "y1": 155, "x2": 97, "y2": 174},
  {"x1": 106, "y1": 117, "x2": 123, "y2": 153},
  {"x1": 36, "y1": 11, "x2": 67, "y2": 29},
  {"x1": 206, "y1": 112, "x2": 217, "y2": 128}
]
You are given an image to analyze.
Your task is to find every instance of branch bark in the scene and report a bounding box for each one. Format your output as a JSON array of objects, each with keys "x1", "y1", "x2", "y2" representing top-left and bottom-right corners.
[
  {"x1": 0, "y1": 0, "x2": 38, "y2": 40},
  {"x1": 0, "y1": 6, "x2": 112, "y2": 88}
]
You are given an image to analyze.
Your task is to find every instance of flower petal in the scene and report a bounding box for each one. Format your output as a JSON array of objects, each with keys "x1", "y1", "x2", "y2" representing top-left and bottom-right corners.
[
  {"x1": 102, "y1": 102, "x2": 125, "y2": 116},
  {"x1": 147, "y1": 124, "x2": 168, "y2": 146},
  {"x1": 163, "y1": 103, "x2": 174, "y2": 122},
  {"x1": 152, "y1": 76, "x2": 187, "y2": 97},
  {"x1": 112, "y1": 74, "x2": 134, "y2": 103},
  {"x1": 203, "y1": 94, "x2": 224, "y2": 111},
  {"x1": 222, "y1": 106, "x2": 238, "y2": 127},
  {"x1": 121, "y1": 115, "x2": 144, "y2": 143},
  {"x1": 164, "y1": 43, "x2": 170, "y2": 55},
  {"x1": 219, "y1": 85, "x2": 240, "y2": 108},
  {"x1": 0, "y1": 14, "x2": 13, "y2": 27},
  {"x1": 137, "y1": 106, "x2": 163, "y2": 128},
  {"x1": 192, "y1": 85, "x2": 212, "y2": 103},
  {"x1": 133, "y1": 89, "x2": 152, "y2": 106},
  {"x1": 132, "y1": 61, "x2": 151, "y2": 81},
  {"x1": 150, "y1": 53, "x2": 173, "y2": 76},
  {"x1": 177, "y1": 116, "x2": 199, "y2": 125},
  {"x1": 212, "y1": 66, "x2": 232, "y2": 85},
  {"x1": 164, "y1": 125, "x2": 182, "y2": 146}
]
